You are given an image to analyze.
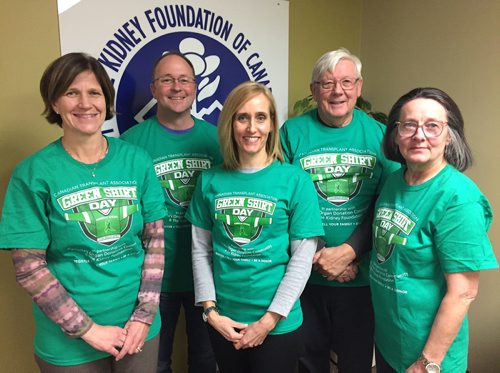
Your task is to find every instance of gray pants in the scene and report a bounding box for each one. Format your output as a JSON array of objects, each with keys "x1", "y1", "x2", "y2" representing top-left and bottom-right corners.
[{"x1": 34, "y1": 335, "x2": 159, "y2": 373}]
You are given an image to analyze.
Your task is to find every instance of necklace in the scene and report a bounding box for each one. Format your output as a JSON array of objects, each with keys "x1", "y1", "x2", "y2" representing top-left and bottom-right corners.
[{"x1": 62, "y1": 137, "x2": 109, "y2": 177}]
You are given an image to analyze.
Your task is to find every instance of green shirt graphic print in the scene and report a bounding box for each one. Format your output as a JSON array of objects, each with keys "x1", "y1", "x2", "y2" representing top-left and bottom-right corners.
[
  {"x1": 0, "y1": 137, "x2": 166, "y2": 366},
  {"x1": 121, "y1": 116, "x2": 222, "y2": 292},
  {"x1": 186, "y1": 161, "x2": 324, "y2": 334},
  {"x1": 280, "y1": 109, "x2": 399, "y2": 287},
  {"x1": 370, "y1": 165, "x2": 498, "y2": 372}
]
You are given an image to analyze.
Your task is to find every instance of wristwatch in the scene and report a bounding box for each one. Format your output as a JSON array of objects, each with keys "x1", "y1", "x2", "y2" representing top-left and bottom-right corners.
[
  {"x1": 202, "y1": 305, "x2": 219, "y2": 322},
  {"x1": 418, "y1": 354, "x2": 441, "y2": 373}
]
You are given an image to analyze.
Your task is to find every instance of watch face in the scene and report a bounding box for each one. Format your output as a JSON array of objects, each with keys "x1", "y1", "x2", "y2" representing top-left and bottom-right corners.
[{"x1": 426, "y1": 362, "x2": 440, "y2": 373}]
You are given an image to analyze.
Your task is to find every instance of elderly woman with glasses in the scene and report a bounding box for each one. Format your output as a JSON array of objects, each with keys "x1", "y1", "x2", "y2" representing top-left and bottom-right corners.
[{"x1": 370, "y1": 87, "x2": 497, "y2": 373}]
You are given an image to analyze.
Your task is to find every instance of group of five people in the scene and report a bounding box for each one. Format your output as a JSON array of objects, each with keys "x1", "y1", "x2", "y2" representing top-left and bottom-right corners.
[{"x1": 0, "y1": 47, "x2": 497, "y2": 373}]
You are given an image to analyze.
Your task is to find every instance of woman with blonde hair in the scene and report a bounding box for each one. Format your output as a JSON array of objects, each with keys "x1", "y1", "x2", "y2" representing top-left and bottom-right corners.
[{"x1": 186, "y1": 81, "x2": 324, "y2": 372}]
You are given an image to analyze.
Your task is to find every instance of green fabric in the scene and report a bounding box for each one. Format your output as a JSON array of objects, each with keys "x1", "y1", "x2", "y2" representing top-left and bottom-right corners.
[
  {"x1": 121, "y1": 116, "x2": 222, "y2": 292},
  {"x1": 185, "y1": 161, "x2": 324, "y2": 334},
  {"x1": 370, "y1": 165, "x2": 498, "y2": 372},
  {"x1": 280, "y1": 109, "x2": 399, "y2": 287},
  {"x1": 0, "y1": 137, "x2": 166, "y2": 366}
]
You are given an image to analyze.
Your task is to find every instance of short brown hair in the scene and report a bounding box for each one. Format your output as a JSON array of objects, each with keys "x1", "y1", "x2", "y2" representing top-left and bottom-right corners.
[
  {"x1": 218, "y1": 81, "x2": 283, "y2": 169},
  {"x1": 40, "y1": 52, "x2": 115, "y2": 126}
]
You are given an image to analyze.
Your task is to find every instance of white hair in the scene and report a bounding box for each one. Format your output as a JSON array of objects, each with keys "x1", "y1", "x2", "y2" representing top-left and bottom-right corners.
[{"x1": 311, "y1": 48, "x2": 363, "y2": 83}]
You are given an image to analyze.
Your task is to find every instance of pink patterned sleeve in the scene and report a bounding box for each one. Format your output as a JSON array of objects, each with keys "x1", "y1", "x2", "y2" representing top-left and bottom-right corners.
[
  {"x1": 11, "y1": 249, "x2": 93, "y2": 338},
  {"x1": 129, "y1": 219, "x2": 165, "y2": 325}
]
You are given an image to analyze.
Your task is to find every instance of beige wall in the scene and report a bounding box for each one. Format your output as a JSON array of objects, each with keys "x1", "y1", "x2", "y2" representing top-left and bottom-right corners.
[
  {"x1": 289, "y1": 0, "x2": 363, "y2": 116},
  {"x1": 0, "y1": 1, "x2": 60, "y2": 372},
  {"x1": 360, "y1": 1, "x2": 500, "y2": 370},
  {"x1": 0, "y1": 1, "x2": 363, "y2": 372},
  {"x1": 1, "y1": 0, "x2": 498, "y2": 371}
]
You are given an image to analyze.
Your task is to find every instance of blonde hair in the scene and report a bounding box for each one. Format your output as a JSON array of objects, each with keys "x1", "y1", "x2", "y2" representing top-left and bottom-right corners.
[{"x1": 218, "y1": 81, "x2": 284, "y2": 169}]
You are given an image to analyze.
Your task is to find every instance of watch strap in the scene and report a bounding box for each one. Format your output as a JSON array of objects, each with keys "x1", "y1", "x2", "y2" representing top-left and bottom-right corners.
[
  {"x1": 418, "y1": 354, "x2": 441, "y2": 372},
  {"x1": 202, "y1": 305, "x2": 219, "y2": 322}
]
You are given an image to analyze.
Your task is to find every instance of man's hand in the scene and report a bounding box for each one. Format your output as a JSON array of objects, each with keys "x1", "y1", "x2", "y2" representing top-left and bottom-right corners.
[
  {"x1": 336, "y1": 262, "x2": 359, "y2": 282},
  {"x1": 313, "y1": 243, "x2": 357, "y2": 281}
]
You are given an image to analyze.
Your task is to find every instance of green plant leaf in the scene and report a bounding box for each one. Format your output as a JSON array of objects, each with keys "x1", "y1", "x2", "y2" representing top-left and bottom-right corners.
[{"x1": 292, "y1": 94, "x2": 387, "y2": 124}]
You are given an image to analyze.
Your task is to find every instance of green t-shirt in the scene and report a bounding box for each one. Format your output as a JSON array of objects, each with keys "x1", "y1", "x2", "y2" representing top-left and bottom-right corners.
[
  {"x1": 121, "y1": 116, "x2": 222, "y2": 292},
  {"x1": 370, "y1": 165, "x2": 498, "y2": 372},
  {"x1": 280, "y1": 109, "x2": 399, "y2": 287},
  {"x1": 0, "y1": 137, "x2": 166, "y2": 366},
  {"x1": 185, "y1": 161, "x2": 324, "y2": 334}
]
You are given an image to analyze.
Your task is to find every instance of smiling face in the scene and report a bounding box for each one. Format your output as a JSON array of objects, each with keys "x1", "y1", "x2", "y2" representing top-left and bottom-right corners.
[
  {"x1": 232, "y1": 93, "x2": 272, "y2": 166},
  {"x1": 311, "y1": 59, "x2": 362, "y2": 127},
  {"x1": 396, "y1": 98, "x2": 450, "y2": 171},
  {"x1": 52, "y1": 70, "x2": 106, "y2": 138},
  {"x1": 150, "y1": 54, "x2": 196, "y2": 117}
]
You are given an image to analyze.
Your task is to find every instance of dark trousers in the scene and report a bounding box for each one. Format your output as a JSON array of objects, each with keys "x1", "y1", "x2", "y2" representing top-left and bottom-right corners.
[
  {"x1": 374, "y1": 346, "x2": 397, "y2": 373},
  {"x1": 35, "y1": 335, "x2": 159, "y2": 373},
  {"x1": 208, "y1": 324, "x2": 302, "y2": 373},
  {"x1": 157, "y1": 291, "x2": 216, "y2": 373},
  {"x1": 298, "y1": 284, "x2": 374, "y2": 373}
]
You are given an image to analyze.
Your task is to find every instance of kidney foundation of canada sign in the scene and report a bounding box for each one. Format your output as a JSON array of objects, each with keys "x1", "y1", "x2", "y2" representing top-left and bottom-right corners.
[{"x1": 57, "y1": 0, "x2": 289, "y2": 136}]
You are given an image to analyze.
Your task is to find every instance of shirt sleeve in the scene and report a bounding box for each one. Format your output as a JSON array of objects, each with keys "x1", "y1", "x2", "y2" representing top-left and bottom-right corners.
[
  {"x1": 268, "y1": 238, "x2": 317, "y2": 317},
  {"x1": 191, "y1": 225, "x2": 217, "y2": 306},
  {"x1": 376, "y1": 155, "x2": 401, "y2": 194},
  {"x1": 11, "y1": 249, "x2": 93, "y2": 337},
  {"x1": 435, "y1": 199, "x2": 497, "y2": 272},
  {"x1": 130, "y1": 219, "x2": 165, "y2": 325},
  {"x1": 345, "y1": 203, "x2": 374, "y2": 258},
  {"x1": 288, "y1": 171, "x2": 325, "y2": 240},
  {"x1": 279, "y1": 124, "x2": 293, "y2": 163},
  {"x1": 139, "y1": 153, "x2": 167, "y2": 224},
  {"x1": 0, "y1": 165, "x2": 50, "y2": 249},
  {"x1": 185, "y1": 173, "x2": 213, "y2": 231}
]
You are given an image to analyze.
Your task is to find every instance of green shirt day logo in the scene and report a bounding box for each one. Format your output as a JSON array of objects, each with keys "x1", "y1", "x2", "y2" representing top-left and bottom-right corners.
[
  {"x1": 300, "y1": 153, "x2": 376, "y2": 206},
  {"x1": 155, "y1": 157, "x2": 212, "y2": 207},
  {"x1": 214, "y1": 196, "x2": 276, "y2": 245},
  {"x1": 373, "y1": 207, "x2": 416, "y2": 263},
  {"x1": 57, "y1": 186, "x2": 139, "y2": 245}
]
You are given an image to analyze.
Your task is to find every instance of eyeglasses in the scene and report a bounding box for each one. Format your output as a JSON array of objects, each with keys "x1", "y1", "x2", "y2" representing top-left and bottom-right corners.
[
  {"x1": 313, "y1": 78, "x2": 359, "y2": 90},
  {"x1": 153, "y1": 75, "x2": 196, "y2": 86},
  {"x1": 396, "y1": 120, "x2": 448, "y2": 138}
]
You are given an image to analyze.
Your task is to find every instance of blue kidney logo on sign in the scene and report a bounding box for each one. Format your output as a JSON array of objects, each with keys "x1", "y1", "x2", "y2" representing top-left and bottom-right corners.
[
  {"x1": 113, "y1": 32, "x2": 250, "y2": 134},
  {"x1": 59, "y1": 2, "x2": 286, "y2": 137}
]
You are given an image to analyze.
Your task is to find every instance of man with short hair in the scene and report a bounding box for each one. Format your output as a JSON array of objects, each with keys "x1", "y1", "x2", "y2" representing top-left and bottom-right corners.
[
  {"x1": 280, "y1": 48, "x2": 399, "y2": 372},
  {"x1": 122, "y1": 51, "x2": 221, "y2": 373}
]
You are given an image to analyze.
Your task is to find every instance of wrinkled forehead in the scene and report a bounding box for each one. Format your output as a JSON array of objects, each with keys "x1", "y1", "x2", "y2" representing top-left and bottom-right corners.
[{"x1": 400, "y1": 98, "x2": 448, "y2": 120}]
